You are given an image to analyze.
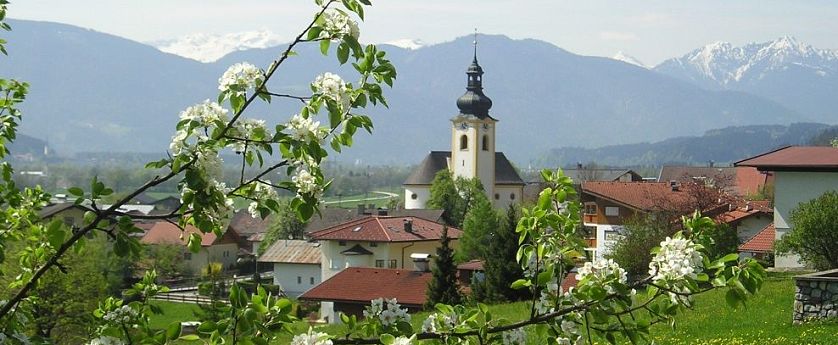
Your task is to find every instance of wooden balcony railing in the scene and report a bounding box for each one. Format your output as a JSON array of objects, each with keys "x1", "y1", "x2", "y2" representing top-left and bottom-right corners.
[
  {"x1": 583, "y1": 214, "x2": 597, "y2": 224},
  {"x1": 584, "y1": 237, "x2": 597, "y2": 248}
]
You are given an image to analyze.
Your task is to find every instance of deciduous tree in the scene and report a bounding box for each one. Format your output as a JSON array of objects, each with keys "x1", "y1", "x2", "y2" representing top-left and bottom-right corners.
[{"x1": 776, "y1": 191, "x2": 838, "y2": 270}]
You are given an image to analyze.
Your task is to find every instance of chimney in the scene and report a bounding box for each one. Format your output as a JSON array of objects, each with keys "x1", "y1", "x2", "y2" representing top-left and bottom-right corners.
[
  {"x1": 670, "y1": 180, "x2": 679, "y2": 191},
  {"x1": 708, "y1": 160, "x2": 715, "y2": 167},
  {"x1": 577, "y1": 162, "x2": 583, "y2": 170},
  {"x1": 745, "y1": 202, "x2": 752, "y2": 212},
  {"x1": 403, "y1": 218, "x2": 413, "y2": 233},
  {"x1": 368, "y1": 203, "x2": 375, "y2": 211},
  {"x1": 377, "y1": 208, "x2": 388, "y2": 216},
  {"x1": 410, "y1": 253, "x2": 431, "y2": 272},
  {"x1": 357, "y1": 204, "x2": 366, "y2": 215}
]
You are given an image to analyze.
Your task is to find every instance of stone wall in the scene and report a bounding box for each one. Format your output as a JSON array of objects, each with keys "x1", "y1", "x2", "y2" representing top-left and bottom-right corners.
[{"x1": 793, "y1": 269, "x2": 838, "y2": 324}]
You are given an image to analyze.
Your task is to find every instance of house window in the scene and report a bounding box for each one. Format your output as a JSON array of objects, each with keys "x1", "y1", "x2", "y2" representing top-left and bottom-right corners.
[
  {"x1": 223, "y1": 250, "x2": 229, "y2": 258},
  {"x1": 297, "y1": 276, "x2": 302, "y2": 284},
  {"x1": 494, "y1": 193, "x2": 499, "y2": 200},
  {"x1": 310, "y1": 277, "x2": 315, "y2": 285},
  {"x1": 375, "y1": 260, "x2": 385, "y2": 268},
  {"x1": 584, "y1": 203, "x2": 597, "y2": 215},
  {"x1": 388, "y1": 260, "x2": 398, "y2": 269},
  {"x1": 510, "y1": 193, "x2": 516, "y2": 200},
  {"x1": 370, "y1": 242, "x2": 378, "y2": 247},
  {"x1": 410, "y1": 193, "x2": 418, "y2": 200},
  {"x1": 338, "y1": 241, "x2": 347, "y2": 246},
  {"x1": 605, "y1": 207, "x2": 619, "y2": 217},
  {"x1": 482, "y1": 135, "x2": 489, "y2": 151},
  {"x1": 184, "y1": 252, "x2": 192, "y2": 261},
  {"x1": 460, "y1": 135, "x2": 468, "y2": 150}
]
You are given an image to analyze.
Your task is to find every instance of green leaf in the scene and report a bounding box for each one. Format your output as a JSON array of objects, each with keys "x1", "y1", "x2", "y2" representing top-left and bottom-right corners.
[
  {"x1": 337, "y1": 43, "x2": 349, "y2": 64},
  {"x1": 511, "y1": 279, "x2": 531, "y2": 289},
  {"x1": 320, "y1": 39, "x2": 331, "y2": 55},
  {"x1": 166, "y1": 322, "x2": 182, "y2": 340},
  {"x1": 67, "y1": 187, "x2": 84, "y2": 196},
  {"x1": 380, "y1": 334, "x2": 395, "y2": 345},
  {"x1": 725, "y1": 288, "x2": 741, "y2": 309},
  {"x1": 721, "y1": 253, "x2": 740, "y2": 263},
  {"x1": 179, "y1": 335, "x2": 200, "y2": 341},
  {"x1": 46, "y1": 220, "x2": 66, "y2": 248}
]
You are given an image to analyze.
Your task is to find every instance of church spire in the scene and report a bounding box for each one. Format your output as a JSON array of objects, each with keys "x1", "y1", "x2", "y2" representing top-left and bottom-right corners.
[{"x1": 456, "y1": 30, "x2": 494, "y2": 119}]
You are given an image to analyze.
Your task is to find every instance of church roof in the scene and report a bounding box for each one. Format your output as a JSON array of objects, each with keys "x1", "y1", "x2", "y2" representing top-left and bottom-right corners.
[{"x1": 403, "y1": 151, "x2": 525, "y2": 186}]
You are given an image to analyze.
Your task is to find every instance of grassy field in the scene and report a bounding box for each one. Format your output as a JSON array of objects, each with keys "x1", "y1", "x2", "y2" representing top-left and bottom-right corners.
[
  {"x1": 148, "y1": 301, "x2": 200, "y2": 329},
  {"x1": 153, "y1": 274, "x2": 838, "y2": 344}
]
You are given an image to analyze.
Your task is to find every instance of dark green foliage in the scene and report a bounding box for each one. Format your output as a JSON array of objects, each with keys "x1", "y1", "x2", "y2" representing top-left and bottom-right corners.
[
  {"x1": 479, "y1": 204, "x2": 529, "y2": 302},
  {"x1": 141, "y1": 244, "x2": 189, "y2": 280},
  {"x1": 195, "y1": 262, "x2": 229, "y2": 322},
  {"x1": 427, "y1": 170, "x2": 485, "y2": 228},
  {"x1": 701, "y1": 223, "x2": 739, "y2": 261},
  {"x1": 260, "y1": 200, "x2": 306, "y2": 254},
  {"x1": 458, "y1": 192, "x2": 497, "y2": 262},
  {"x1": 426, "y1": 227, "x2": 462, "y2": 308},
  {"x1": 776, "y1": 191, "x2": 838, "y2": 270},
  {"x1": 606, "y1": 214, "x2": 677, "y2": 279}
]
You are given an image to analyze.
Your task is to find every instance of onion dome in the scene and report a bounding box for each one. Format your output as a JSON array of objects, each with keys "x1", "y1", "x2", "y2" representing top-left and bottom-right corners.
[{"x1": 456, "y1": 46, "x2": 493, "y2": 119}]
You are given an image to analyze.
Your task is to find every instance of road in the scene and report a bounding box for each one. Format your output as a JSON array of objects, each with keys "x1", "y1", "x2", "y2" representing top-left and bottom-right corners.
[{"x1": 322, "y1": 191, "x2": 399, "y2": 205}]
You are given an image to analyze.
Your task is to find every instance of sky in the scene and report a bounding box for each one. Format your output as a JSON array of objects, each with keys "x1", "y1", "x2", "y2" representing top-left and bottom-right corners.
[{"x1": 10, "y1": 0, "x2": 838, "y2": 65}]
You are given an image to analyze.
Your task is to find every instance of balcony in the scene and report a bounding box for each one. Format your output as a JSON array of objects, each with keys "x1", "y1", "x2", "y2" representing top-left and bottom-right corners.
[
  {"x1": 584, "y1": 237, "x2": 597, "y2": 248},
  {"x1": 583, "y1": 214, "x2": 597, "y2": 224}
]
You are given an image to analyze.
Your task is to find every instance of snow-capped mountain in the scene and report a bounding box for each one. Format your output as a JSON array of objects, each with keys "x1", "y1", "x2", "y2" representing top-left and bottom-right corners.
[
  {"x1": 655, "y1": 36, "x2": 838, "y2": 123},
  {"x1": 151, "y1": 30, "x2": 285, "y2": 63},
  {"x1": 381, "y1": 38, "x2": 425, "y2": 50},
  {"x1": 655, "y1": 36, "x2": 838, "y2": 88},
  {"x1": 611, "y1": 51, "x2": 647, "y2": 68}
]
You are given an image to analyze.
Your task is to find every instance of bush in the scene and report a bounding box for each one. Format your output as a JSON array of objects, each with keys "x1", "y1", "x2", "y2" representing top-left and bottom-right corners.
[{"x1": 606, "y1": 214, "x2": 676, "y2": 279}]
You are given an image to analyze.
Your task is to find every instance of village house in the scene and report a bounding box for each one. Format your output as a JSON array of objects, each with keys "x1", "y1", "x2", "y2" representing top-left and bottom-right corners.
[
  {"x1": 257, "y1": 239, "x2": 321, "y2": 298},
  {"x1": 658, "y1": 165, "x2": 772, "y2": 198},
  {"x1": 735, "y1": 146, "x2": 838, "y2": 268},
  {"x1": 403, "y1": 50, "x2": 525, "y2": 210},
  {"x1": 140, "y1": 222, "x2": 239, "y2": 275}
]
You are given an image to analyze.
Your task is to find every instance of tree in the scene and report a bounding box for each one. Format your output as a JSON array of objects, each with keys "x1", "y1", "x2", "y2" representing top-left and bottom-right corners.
[
  {"x1": 425, "y1": 227, "x2": 462, "y2": 308},
  {"x1": 480, "y1": 204, "x2": 529, "y2": 302},
  {"x1": 458, "y1": 191, "x2": 498, "y2": 262},
  {"x1": 140, "y1": 244, "x2": 190, "y2": 280},
  {"x1": 776, "y1": 191, "x2": 838, "y2": 270},
  {"x1": 427, "y1": 170, "x2": 485, "y2": 228},
  {"x1": 195, "y1": 262, "x2": 229, "y2": 322},
  {"x1": 259, "y1": 200, "x2": 306, "y2": 254},
  {"x1": 607, "y1": 214, "x2": 676, "y2": 279}
]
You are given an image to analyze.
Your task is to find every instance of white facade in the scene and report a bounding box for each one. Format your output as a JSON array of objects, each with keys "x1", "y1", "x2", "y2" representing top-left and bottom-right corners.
[
  {"x1": 451, "y1": 118, "x2": 497, "y2": 202},
  {"x1": 181, "y1": 243, "x2": 239, "y2": 276},
  {"x1": 591, "y1": 224, "x2": 625, "y2": 261},
  {"x1": 493, "y1": 185, "x2": 522, "y2": 210},
  {"x1": 271, "y1": 263, "x2": 320, "y2": 298},
  {"x1": 319, "y1": 239, "x2": 453, "y2": 281},
  {"x1": 735, "y1": 215, "x2": 772, "y2": 243},
  {"x1": 404, "y1": 186, "x2": 431, "y2": 210},
  {"x1": 772, "y1": 171, "x2": 838, "y2": 268}
]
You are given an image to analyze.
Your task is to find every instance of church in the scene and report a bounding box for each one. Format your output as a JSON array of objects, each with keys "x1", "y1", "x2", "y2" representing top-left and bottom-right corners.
[{"x1": 403, "y1": 46, "x2": 525, "y2": 209}]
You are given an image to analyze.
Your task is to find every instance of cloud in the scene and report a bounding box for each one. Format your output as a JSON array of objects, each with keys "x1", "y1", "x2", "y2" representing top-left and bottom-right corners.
[{"x1": 599, "y1": 31, "x2": 639, "y2": 41}]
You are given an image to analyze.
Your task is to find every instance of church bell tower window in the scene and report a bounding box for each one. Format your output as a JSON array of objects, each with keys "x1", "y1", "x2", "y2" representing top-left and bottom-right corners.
[{"x1": 460, "y1": 135, "x2": 468, "y2": 150}]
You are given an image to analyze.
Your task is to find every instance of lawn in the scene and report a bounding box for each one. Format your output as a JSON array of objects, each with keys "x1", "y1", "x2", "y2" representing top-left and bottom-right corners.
[
  {"x1": 148, "y1": 301, "x2": 200, "y2": 329},
  {"x1": 154, "y1": 274, "x2": 838, "y2": 344}
]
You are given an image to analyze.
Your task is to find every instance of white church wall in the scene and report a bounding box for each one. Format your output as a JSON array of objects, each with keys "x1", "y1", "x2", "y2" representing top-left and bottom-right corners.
[{"x1": 404, "y1": 186, "x2": 430, "y2": 209}]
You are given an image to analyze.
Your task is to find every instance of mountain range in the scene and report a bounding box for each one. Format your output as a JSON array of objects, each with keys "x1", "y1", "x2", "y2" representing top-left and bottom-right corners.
[
  {"x1": 0, "y1": 19, "x2": 833, "y2": 165},
  {"x1": 541, "y1": 123, "x2": 834, "y2": 167}
]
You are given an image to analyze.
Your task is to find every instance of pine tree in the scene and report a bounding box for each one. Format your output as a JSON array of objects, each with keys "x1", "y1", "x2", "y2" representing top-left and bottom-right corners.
[
  {"x1": 481, "y1": 204, "x2": 529, "y2": 302},
  {"x1": 425, "y1": 227, "x2": 462, "y2": 308},
  {"x1": 458, "y1": 192, "x2": 497, "y2": 262}
]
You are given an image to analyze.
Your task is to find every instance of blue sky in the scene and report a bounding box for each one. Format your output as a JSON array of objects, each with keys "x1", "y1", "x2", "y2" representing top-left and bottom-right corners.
[{"x1": 10, "y1": 0, "x2": 838, "y2": 65}]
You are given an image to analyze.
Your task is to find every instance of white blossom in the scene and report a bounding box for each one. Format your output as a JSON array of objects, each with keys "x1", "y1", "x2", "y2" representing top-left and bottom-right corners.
[
  {"x1": 392, "y1": 336, "x2": 415, "y2": 345},
  {"x1": 502, "y1": 328, "x2": 526, "y2": 345},
  {"x1": 87, "y1": 336, "x2": 125, "y2": 345},
  {"x1": 231, "y1": 118, "x2": 270, "y2": 152},
  {"x1": 288, "y1": 113, "x2": 327, "y2": 143},
  {"x1": 577, "y1": 258, "x2": 627, "y2": 294},
  {"x1": 195, "y1": 149, "x2": 224, "y2": 184},
  {"x1": 648, "y1": 236, "x2": 704, "y2": 283},
  {"x1": 103, "y1": 305, "x2": 138, "y2": 324},
  {"x1": 292, "y1": 169, "x2": 321, "y2": 197},
  {"x1": 291, "y1": 327, "x2": 333, "y2": 345},
  {"x1": 248, "y1": 180, "x2": 279, "y2": 219},
  {"x1": 312, "y1": 72, "x2": 351, "y2": 111},
  {"x1": 421, "y1": 314, "x2": 437, "y2": 333},
  {"x1": 363, "y1": 298, "x2": 410, "y2": 327},
  {"x1": 320, "y1": 9, "x2": 360, "y2": 40},
  {"x1": 561, "y1": 320, "x2": 578, "y2": 335},
  {"x1": 179, "y1": 100, "x2": 229, "y2": 126},
  {"x1": 218, "y1": 62, "x2": 264, "y2": 94}
]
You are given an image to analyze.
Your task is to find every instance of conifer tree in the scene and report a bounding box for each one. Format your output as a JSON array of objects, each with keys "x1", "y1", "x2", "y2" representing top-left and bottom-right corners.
[
  {"x1": 482, "y1": 204, "x2": 529, "y2": 302},
  {"x1": 426, "y1": 227, "x2": 462, "y2": 308},
  {"x1": 458, "y1": 192, "x2": 498, "y2": 261}
]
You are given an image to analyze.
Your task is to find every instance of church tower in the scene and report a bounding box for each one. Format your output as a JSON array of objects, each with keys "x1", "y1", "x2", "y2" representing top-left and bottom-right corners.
[{"x1": 450, "y1": 40, "x2": 497, "y2": 198}]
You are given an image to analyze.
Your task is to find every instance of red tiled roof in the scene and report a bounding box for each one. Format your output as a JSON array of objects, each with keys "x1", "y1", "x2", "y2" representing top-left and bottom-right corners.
[
  {"x1": 736, "y1": 146, "x2": 838, "y2": 171},
  {"x1": 258, "y1": 240, "x2": 321, "y2": 264},
  {"x1": 299, "y1": 267, "x2": 431, "y2": 307},
  {"x1": 739, "y1": 223, "x2": 775, "y2": 253},
  {"x1": 718, "y1": 201, "x2": 772, "y2": 224},
  {"x1": 734, "y1": 167, "x2": 771, "y2": 196},
  {"x1": 228, "y1": 210, "x2": 271, "y2": 236},
  {"x1": 582, "y1": 181, "x2": 691, "y2": 211},
  {"x1": 457, "y1": 260, "x2": 484, "y2": 271},
  {"x1": 308, "y1": 216, "x2": 461, "y2": 242},
  {"x1": 141, "y1": 222, "x2": 220, "y2": 247}
]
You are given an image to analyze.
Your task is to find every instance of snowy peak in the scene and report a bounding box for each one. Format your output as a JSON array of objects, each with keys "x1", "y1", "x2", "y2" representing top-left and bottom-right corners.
[
  {"x1": 151, "y1": 30, "x2": 286, "y2": 63},
  {"x1": 611, "y1": 51, "x2": 647, "y2": 68},
  {"x1": 655, "y1": 36, "x2": 838, "y2": 87},
  {"x1": 381, "y1": 38, "x2": 425, "y2": 50}
]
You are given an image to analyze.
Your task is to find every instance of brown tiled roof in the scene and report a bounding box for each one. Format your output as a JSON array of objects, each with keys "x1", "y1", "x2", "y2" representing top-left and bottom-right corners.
[
  {"x1": 718, "y1": 201, "x2": 772, "y2": 224},
  {"x1": 304, "y1": 208, "x2": 444, "y2": 234},
  {"x1": 39, "y1": 202, "x2": 90, "y2": 218},
  {"x1": 141, "y1": 222, "x2": 227, "y2": 247},
  {"x1": 739, "y1": 223, "x2": 775, "y2": 253},
  {"x1": 658, "y1": 166, "x2": 735, "y2": 184},
  {"x1": 228, "y1": 210, "x2": 271, "y2": 236},
  {"x1": 457, "y1": 260, "x2": 484, "y2": 271},
  {"x1": 258, "y1": 239, "x2": 321, "y2": 264},
  {"x1": 581, "y1": 181, "x2": 691, "y2": 211},
  {"x1": 308, "y1": 216, "x2": 461, "y2": 242},
  {"x1": 299, "y1": 267, "x2": 431, "y2": 307},
  {"x1": 735, "y1": 146, "x2": 838, "y2": 171},
  {"x1": 734, "y1": 167, "x2": 772, "y2": 196}
]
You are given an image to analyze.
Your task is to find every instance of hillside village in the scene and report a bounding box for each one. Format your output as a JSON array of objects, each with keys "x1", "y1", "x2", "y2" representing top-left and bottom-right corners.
[{"x1": 35, "y1": 49, "x2": 838, "y2": 327}]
